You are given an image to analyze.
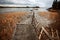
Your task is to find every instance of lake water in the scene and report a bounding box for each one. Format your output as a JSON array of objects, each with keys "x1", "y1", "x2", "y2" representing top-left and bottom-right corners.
[{"x1": 0, "y1": 8, "x2": 48, "y2": 13}]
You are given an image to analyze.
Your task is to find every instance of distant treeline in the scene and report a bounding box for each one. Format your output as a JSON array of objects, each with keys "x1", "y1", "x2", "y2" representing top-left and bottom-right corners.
[
  {"x1": 52, "y1": 1, "x2": 60, "y2": 9},
  {"x1": 0, "y1": 6, "x2": 40, "y2": 8}
]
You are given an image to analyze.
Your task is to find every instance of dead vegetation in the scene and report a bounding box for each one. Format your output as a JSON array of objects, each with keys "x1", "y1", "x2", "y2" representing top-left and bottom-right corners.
[{"x1": 0, "y1": 12, "x2": 28, "y2": 40}]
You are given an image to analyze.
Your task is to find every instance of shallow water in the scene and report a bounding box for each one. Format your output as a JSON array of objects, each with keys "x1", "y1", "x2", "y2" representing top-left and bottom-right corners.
[{"x1": 0, "y1": 8, "x2": 48, "y2": 13}]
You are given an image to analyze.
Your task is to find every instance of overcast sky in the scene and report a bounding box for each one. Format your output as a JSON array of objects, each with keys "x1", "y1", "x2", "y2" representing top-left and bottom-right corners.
[{"x1": 0, "y1": 0, "x2": 54, "y2": 7}]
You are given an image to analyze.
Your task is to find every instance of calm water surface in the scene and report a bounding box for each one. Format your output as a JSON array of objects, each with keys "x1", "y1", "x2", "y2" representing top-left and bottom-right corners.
[{"x1": 0, "y1": 8, "x2": 48, "y2": 13}]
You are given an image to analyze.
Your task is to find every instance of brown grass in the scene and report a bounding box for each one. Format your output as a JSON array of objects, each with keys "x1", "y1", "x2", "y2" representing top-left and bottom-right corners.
[
  {"x1": 38, "y1": 11, "x2": 58, "y2": 20},
  {"x1": 39, "y1": 11, "x2": 60, "y2": 37},
  {"x1": 0, "y1": 12, "x2": 29, "y2": 40}
]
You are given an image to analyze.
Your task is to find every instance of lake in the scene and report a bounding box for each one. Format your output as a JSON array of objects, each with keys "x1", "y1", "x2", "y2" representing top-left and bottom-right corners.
[{"x1": 0, "y1": 7, "x2": 48, "y2": 13}]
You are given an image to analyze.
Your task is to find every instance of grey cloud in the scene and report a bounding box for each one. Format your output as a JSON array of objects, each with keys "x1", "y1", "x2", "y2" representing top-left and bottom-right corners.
[
  {"x1": 0, "y1": 0, "x2": 14, "y2": 4},
  {"x1": 0, "y1": 0, "x2": 54, "y2": 7}
]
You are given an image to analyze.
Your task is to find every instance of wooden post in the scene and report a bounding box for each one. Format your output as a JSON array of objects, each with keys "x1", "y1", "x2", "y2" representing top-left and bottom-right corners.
[
  {"x1": 51, "y1": 28, "x2": 54, "y2": 40},
  {"x1": 56, "y1": 30, "x2": 59, "y2": 40},
  {"x1": 39, "y1": 29, "x2": 43, "y2": 40},
  {"x1": 42, "y1": 27, "x2": 52, "y2": 40}
]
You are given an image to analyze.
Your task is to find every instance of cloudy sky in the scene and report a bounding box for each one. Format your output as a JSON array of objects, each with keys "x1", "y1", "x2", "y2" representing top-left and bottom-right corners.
[{"x1": 0, "y1": 0, "x2": 54, "y2": 7}]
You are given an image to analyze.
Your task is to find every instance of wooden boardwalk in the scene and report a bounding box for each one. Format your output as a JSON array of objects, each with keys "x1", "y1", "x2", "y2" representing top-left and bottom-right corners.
[
  {"x1": 13, "y1": 24, "x2": 38, "y2": 40},
  {"x1": 12, "y1": 10, "x2": 59, "y2": 40}
]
